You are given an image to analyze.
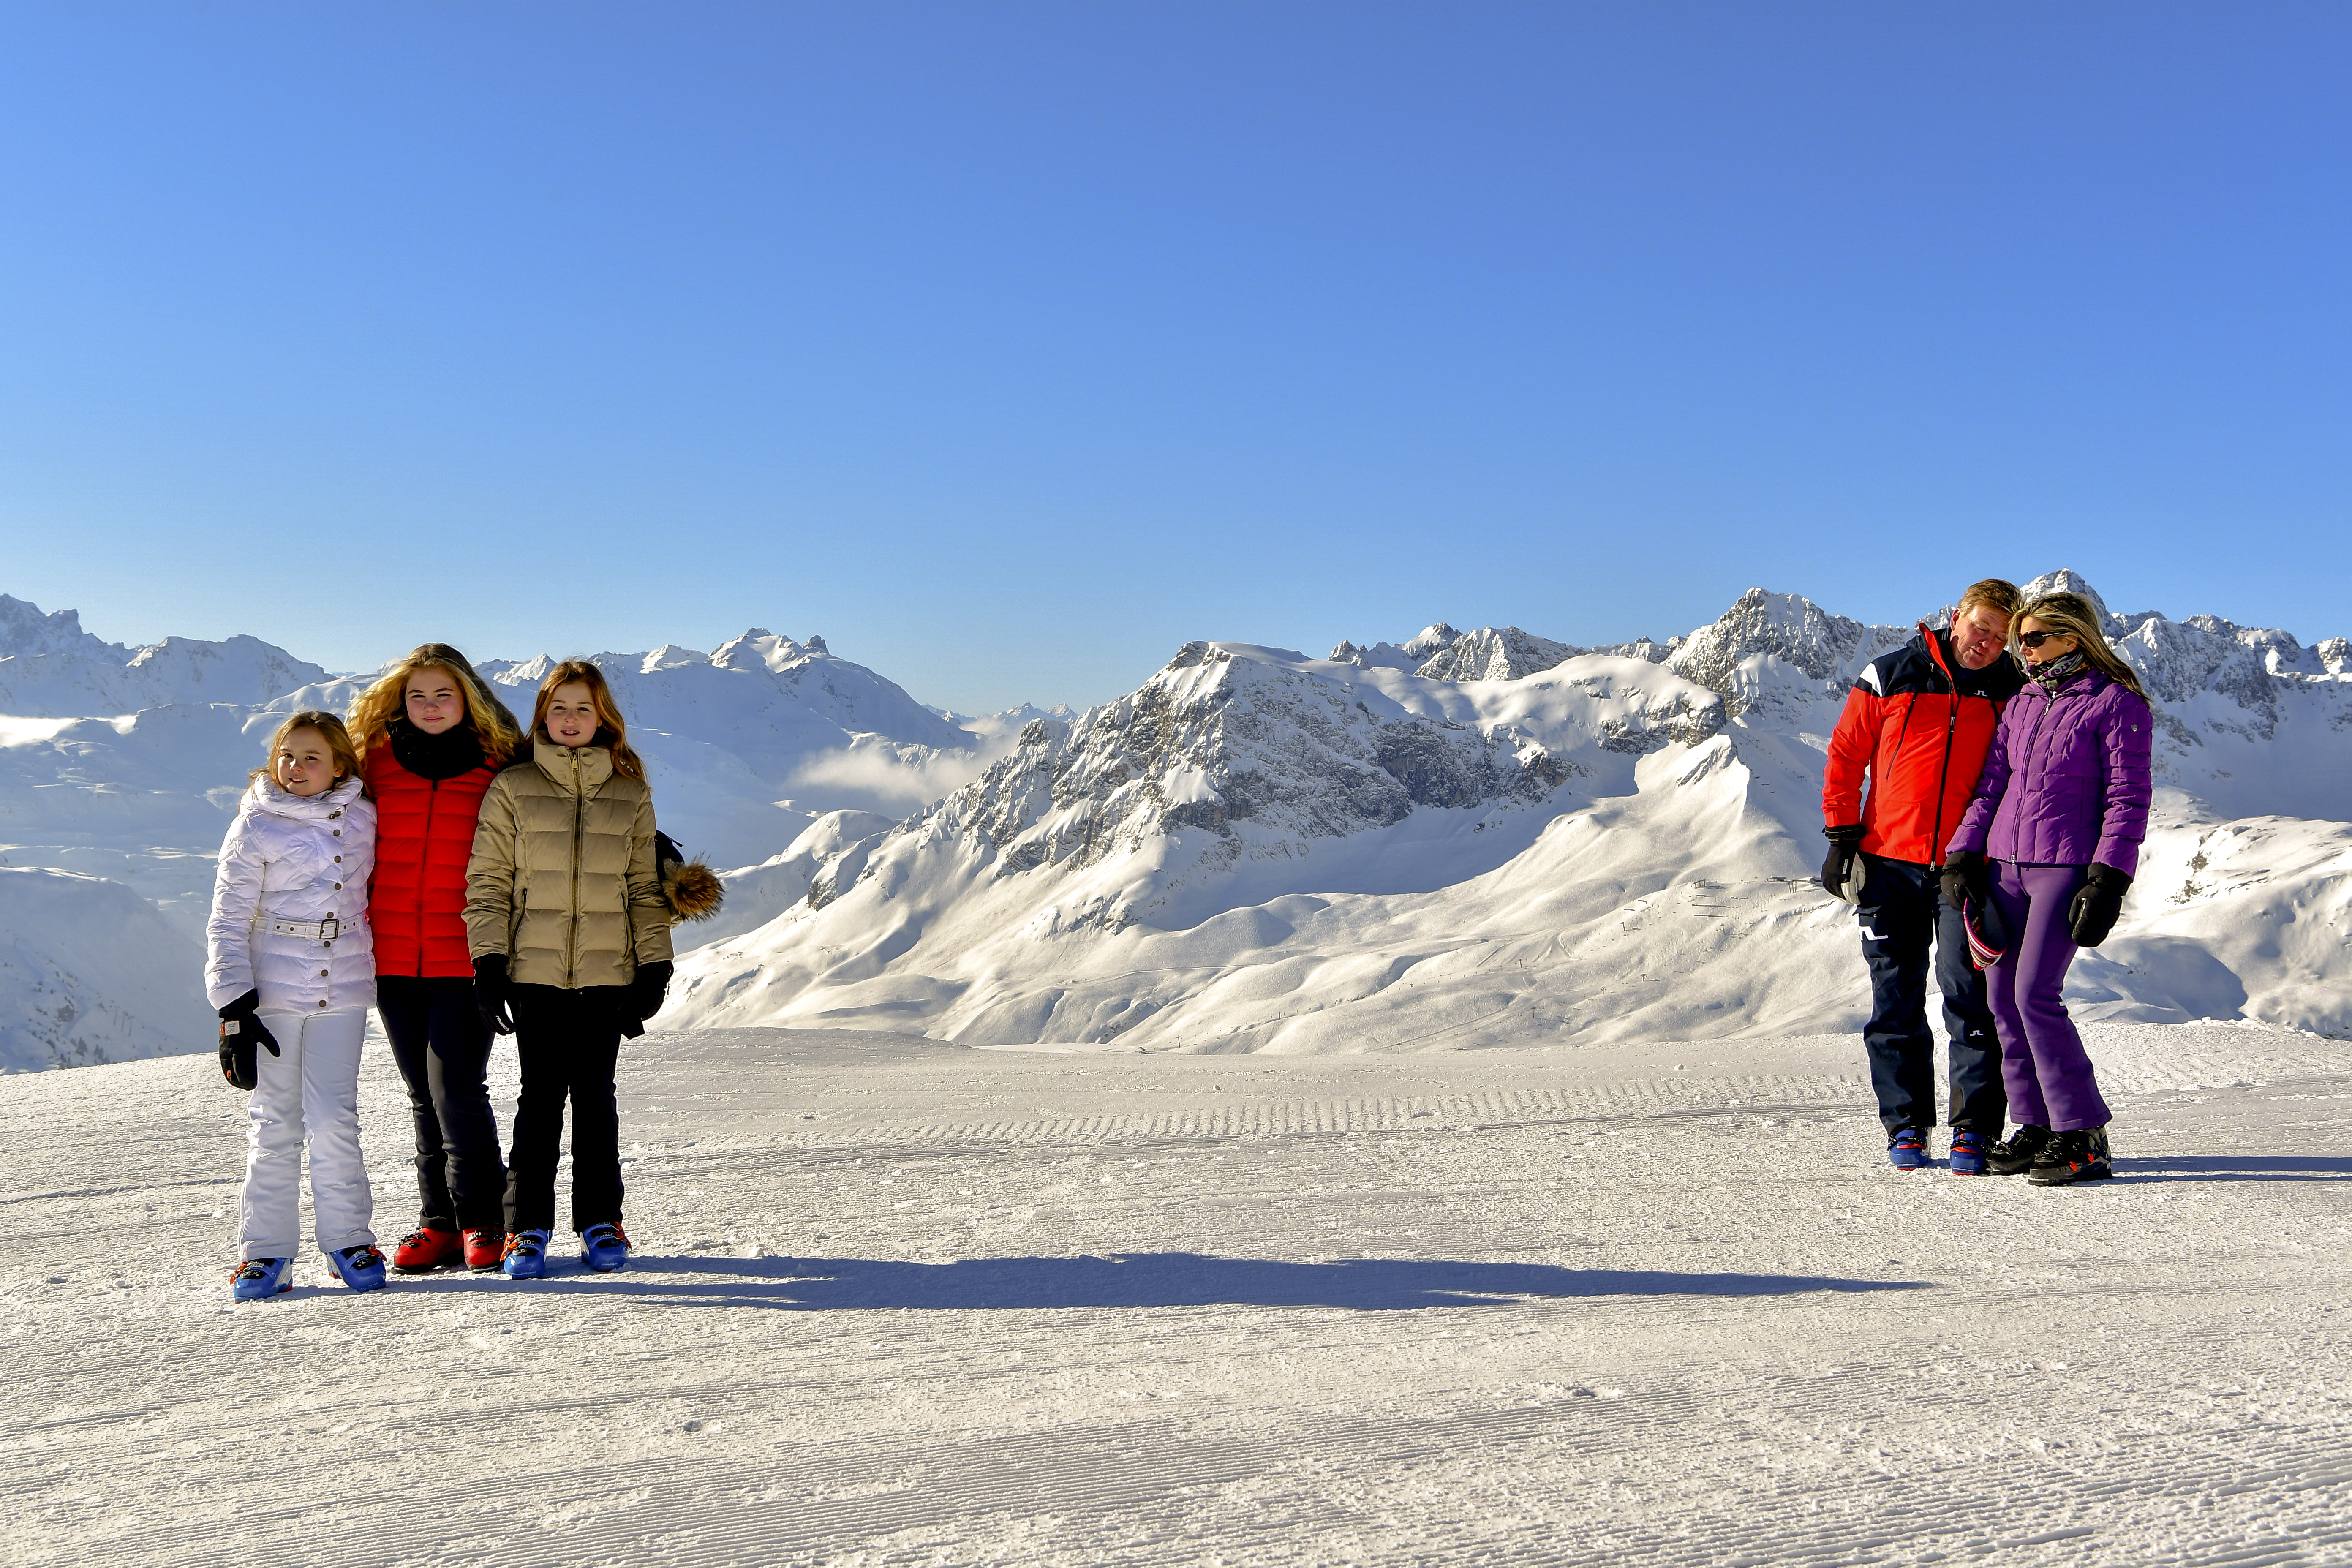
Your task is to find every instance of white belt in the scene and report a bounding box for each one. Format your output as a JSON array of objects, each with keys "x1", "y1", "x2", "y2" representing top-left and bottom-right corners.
[{"x1": 266, "y1": 916, "x2": 341, "y2": 942}]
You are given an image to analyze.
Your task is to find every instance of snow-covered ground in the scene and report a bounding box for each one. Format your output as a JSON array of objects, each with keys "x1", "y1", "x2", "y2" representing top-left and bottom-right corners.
[{"x1": 5, "y1": 1020, "x2": 2345, "y2": 1564}]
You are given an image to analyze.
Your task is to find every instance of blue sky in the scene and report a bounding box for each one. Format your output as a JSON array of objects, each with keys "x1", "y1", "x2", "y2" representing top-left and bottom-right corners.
[{"x1": 1, "y1": 3, "x2": 2344, "y2": 712}]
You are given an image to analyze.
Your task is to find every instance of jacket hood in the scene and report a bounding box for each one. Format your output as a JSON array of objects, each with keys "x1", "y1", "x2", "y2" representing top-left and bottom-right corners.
[{"x1": 242, "y1": 772, "x2": 367, "y2": 822}]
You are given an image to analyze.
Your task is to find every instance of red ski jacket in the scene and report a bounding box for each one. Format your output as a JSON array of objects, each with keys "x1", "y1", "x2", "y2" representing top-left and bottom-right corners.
[
  {"x1": 1821, "y1": 626, "x2": 2024, "y2": 868},
  {"x1": 367, "y1": 744, "x2": 500, "y2": 978}
]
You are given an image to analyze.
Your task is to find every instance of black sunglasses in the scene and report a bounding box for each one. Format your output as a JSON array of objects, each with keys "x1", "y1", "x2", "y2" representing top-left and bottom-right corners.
[{"x1": 2017, "y1": 630, "x2": 2072, "y2": 649}]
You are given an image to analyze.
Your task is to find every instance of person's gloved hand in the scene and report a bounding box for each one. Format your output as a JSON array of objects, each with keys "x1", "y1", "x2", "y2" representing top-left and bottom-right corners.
[
  {"x1": 216, "y1": 989, "x2": 280, "y2": 1090},
  {"x1": 473, "y1": 955, "x2": 516, "y2": 1037},
  {"x1": 626, "y1": 960, "x2": 673, "y2": 1024},
  {"x1": 1940, "y1": 849, "x2": 1989, "y2": 911},
  {"x1": 1820, "y1": 824, "x2": 1866, "y2": 898},
  {"x1": 2069, "y1": 863, "x2": 2132, "y2": 948}
]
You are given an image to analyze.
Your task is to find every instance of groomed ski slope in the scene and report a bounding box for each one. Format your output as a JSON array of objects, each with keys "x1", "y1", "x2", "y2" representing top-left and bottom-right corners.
[{"x1": 5, "y1": 1021, "x2": 2346, "y2": 1565}]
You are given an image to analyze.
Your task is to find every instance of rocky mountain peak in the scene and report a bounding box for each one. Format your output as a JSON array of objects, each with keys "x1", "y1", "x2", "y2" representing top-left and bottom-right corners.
[
  {"x1": 2020, "y1": 568, "x2": 2115, "y2": 626},
  {"x1": 871, "y1": 645, "x2": 1584, "y2": 920},
  {"x1": 0, "y1": 596, "x2": 114, "y2": 662},
  {"x1": 1413, "y1": 626, "x2": 1582, "y2": 683},
  {"x1": 1665, "y1": 588, "x2": 1903, "y2": 718},
  {"x1": 1402, "y1": 623, "x2": 1461, "y2": 659}
]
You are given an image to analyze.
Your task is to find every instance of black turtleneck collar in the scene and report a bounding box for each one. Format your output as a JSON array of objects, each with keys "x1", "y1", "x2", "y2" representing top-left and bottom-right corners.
[{"x1": 387, "y1": 716, "x2": 486, "y2": 781}]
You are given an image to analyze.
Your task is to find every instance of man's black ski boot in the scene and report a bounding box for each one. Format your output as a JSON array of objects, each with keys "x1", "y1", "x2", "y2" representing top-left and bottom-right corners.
[{"x1": 2028, "y1": 1127, "x2": 2113, "y2": 1186}]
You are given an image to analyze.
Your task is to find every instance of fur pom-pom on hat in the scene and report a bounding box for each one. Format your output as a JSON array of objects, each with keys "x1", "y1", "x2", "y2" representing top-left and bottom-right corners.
[{"x1": 653, "y1": 830, "x2": 725, "y2": 924}]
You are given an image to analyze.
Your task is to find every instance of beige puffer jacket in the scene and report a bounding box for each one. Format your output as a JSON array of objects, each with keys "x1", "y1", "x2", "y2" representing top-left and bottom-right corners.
[{"x1": 464, "y1": 740, "x2": 675, "y2": 988}]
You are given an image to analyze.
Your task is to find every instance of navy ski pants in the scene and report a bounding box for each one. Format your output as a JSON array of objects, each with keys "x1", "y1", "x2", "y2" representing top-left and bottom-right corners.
[{"x1": 1855, "y1": 853, "x2": 2007, "y2": 1137}]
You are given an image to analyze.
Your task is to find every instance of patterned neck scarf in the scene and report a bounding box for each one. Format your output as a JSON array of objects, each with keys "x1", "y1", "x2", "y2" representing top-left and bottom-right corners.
[{"x1": 2026, "y1": 648, "x2": 2088, "y2": 692}]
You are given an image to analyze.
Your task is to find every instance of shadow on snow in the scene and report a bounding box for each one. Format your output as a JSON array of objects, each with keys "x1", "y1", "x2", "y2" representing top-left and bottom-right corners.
[
  {"x1": 2113, "y1": 1153, "x2": 2352, "y2": 1183},
  {"x1": 391, "y1": 1252, "x2": 1930, "y2": 1309}
]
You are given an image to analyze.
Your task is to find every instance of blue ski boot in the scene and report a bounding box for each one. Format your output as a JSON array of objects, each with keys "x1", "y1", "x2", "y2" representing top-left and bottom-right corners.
[
  {"x1": 327, "y1": 1244, "x2": 389, "y2": 1292},
  {"x1": 580, "y1": 1223, "x2": 631, "y2": 1274},
  {"x1": 502, "y1": 1228, "x2": 552, "y2": 1281},
  {"x1": 1888, "y1": 1127, "x2": 1928, "y2": 1171},
  {"x1": 231, "y1": 1258, "x2": 292, "y2": 1301}
]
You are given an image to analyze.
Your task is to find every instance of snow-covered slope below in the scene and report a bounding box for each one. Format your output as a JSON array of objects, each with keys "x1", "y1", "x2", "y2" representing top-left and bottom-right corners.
[
  {"x1": 672, "y1": 573, "x2": 2352, "y2": 1050},
  {"x1": 0, "y1": 866, "x2": 207, "y2": 1070}
]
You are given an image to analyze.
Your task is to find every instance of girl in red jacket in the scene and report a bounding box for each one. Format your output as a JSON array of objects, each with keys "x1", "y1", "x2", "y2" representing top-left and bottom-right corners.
[{"x1": 348, "y1": 645, "x2": 525, "y2": 1272}]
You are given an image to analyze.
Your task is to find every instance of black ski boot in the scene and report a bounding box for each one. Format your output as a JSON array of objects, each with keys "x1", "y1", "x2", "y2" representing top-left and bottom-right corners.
[
  {"x1": 1984, "y1": 1124, "x2": 2051, "y2": 1176},
  {"x1": 2028, "y1": 1127, "x2": 2112, "y2": 1186}
]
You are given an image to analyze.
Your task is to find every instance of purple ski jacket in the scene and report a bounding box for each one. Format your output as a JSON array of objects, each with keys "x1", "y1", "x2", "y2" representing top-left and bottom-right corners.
[{"x1": 1946, "y1": 666, "x2": 2154, "y2": 877}]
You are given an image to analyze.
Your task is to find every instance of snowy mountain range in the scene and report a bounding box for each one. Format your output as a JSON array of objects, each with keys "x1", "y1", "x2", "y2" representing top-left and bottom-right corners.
[
  {"x1": 666, "y1": 570, "x2": 2352, "y2": 1051},
  {"x1": 3, "y1": 571, "x2": 2346, "y2": 1072},
  {"x1": 0, "y1": 604, "x2": 999, "y2": 1070}
]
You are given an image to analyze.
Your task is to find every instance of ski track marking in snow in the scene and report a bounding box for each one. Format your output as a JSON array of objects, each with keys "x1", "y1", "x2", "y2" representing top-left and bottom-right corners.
[{"x1": 4, "y1": 1023, "x2": 2347, "y2": 1565}]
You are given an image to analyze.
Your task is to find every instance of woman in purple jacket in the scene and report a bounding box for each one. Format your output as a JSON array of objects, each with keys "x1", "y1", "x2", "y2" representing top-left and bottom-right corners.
[{"x1": 1941, "y1": 591, "x2": 2152, "y2": 1185}]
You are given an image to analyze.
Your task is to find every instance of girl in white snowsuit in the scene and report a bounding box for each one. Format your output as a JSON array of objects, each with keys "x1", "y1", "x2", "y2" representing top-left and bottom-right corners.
[{"x1": 206, "y1": 712, "x2": 387, "y2": 1299}]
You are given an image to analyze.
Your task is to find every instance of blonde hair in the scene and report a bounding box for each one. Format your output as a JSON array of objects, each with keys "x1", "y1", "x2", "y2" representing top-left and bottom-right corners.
[
  {"x1": 1956, "y1": 578, "x2": 2023, "y2": 623},
  {"x1": 347, "y1": 644, "x2": 523, "y2": 767},
  {"x1": 532, "y1": 660, "x2": 647, "y2": 782},
  {"x1": 2015, "y1": 592, "x2": 2147, "y2": 699},
  {"x1": 251, "y1": 711, "x2": 365, "y2": 795}
]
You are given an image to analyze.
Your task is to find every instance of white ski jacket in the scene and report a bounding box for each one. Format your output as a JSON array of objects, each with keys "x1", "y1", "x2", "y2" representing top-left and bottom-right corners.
[{"x1": 205, "y1": 775, "x2": 378, "y2": 1013}]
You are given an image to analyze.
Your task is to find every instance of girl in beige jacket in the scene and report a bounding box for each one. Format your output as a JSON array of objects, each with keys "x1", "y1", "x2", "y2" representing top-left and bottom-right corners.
[{"x1": 465, "y1": 661, "x2": 674, "y2": 1279}]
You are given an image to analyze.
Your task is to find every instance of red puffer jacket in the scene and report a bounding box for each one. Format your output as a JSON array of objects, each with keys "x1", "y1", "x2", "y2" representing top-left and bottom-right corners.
[
  {"x1": 1822, "y1": 626, "x2": 2024, "y2": 867},
  {"x1": 368, "y1": 738, "x2": 500, "y2": 978}
]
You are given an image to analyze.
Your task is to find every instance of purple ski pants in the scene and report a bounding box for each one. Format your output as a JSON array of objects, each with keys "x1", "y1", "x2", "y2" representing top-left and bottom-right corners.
[{"x1": 1985, "y1": 861, "x2": 2113, "y2": 1132}]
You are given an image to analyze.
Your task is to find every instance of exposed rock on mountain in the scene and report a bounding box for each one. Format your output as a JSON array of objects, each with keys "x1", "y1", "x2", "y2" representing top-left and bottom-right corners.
[
  {"x1": 897, "y1": 642, "x2": 1583, "y2": 919},
  {"x1": 1412, "y1": 626, "x2": 1582, "y2": 683},
  {"x1": 1661, "y1": 589, "x2": 1908, "y2": 720},
  {"x1": 0, "y1": 597, "x2": 330, "y2": 716}
]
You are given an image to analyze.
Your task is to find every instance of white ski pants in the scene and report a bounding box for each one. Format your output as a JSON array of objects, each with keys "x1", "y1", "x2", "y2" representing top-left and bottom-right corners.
[{"x1": 238, "y1": 1007, "x2": 376, "y2": 1259}]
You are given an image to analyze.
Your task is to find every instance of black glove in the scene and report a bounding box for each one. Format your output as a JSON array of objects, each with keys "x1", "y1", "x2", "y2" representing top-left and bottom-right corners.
[
  {"x1": 474, "y1": 955, "x2": 516, "y2": 1037},
  {"x1": 215, "y1": 989, "x2": 280, "y2": 1091},
  {"x1": 1820, "y1": 824, "x2": 1865, "y2": 897},
  {"x1": 2069, "y1": 863, "x2": 2131, "y2": 948},
  {"x1": 624, "y1": 960, "x2": 673, "y2": 1026},
  {"x1": 1940, "y1": 849, "x2": 1989, "y2": 911}
]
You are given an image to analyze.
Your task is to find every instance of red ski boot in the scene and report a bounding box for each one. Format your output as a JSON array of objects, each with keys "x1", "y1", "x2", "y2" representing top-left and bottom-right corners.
[
  {"x1": 464, "y1": 1228, "x2": 508, "y2": 1273},
  {"x1": 391, "y1": 1227, "x2": 463, "y2": 1273}
]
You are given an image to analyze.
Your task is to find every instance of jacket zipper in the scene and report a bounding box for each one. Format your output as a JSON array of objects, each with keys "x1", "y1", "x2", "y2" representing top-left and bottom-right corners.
[
  {"x1": 567, "y1": 751, "x2": 585, "y2": 989},
  {"x1": 1925, "y1": 633, "x2": 1960, "y2": 869},
  {"x1": 415, "y1": 775, "x2": 439, "y2": 977}
]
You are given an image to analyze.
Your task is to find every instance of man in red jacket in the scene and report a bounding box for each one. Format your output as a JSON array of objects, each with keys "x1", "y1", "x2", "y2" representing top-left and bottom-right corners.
[{"x1": 1822, "y1": 579, "x2": 2024, "y2": 1174}]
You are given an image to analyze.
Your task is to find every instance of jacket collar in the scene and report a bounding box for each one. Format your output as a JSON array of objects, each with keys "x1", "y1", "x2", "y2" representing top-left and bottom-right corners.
[
  {"x1": 1919, "y1": 624, "x2": 2025, "y2": 700},
  {"x1": 245, "y1": 772, "x2": 365, "y2": 821},
  {"x1": 532, "y1": 737, "x2": 615, "y2": 796}
]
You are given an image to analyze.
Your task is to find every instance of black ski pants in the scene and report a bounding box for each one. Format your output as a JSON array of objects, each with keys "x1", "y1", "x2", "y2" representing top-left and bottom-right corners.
[
  {"x1": 377, "y1": 974, "x2": 506, "y2": 1233},
  {"x1": 1856, "y1": 852, "x2": 2007, "y2": 1137},
  {"x1": 504, "y1": 983, "x2": 627, "y2": 1235}
]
